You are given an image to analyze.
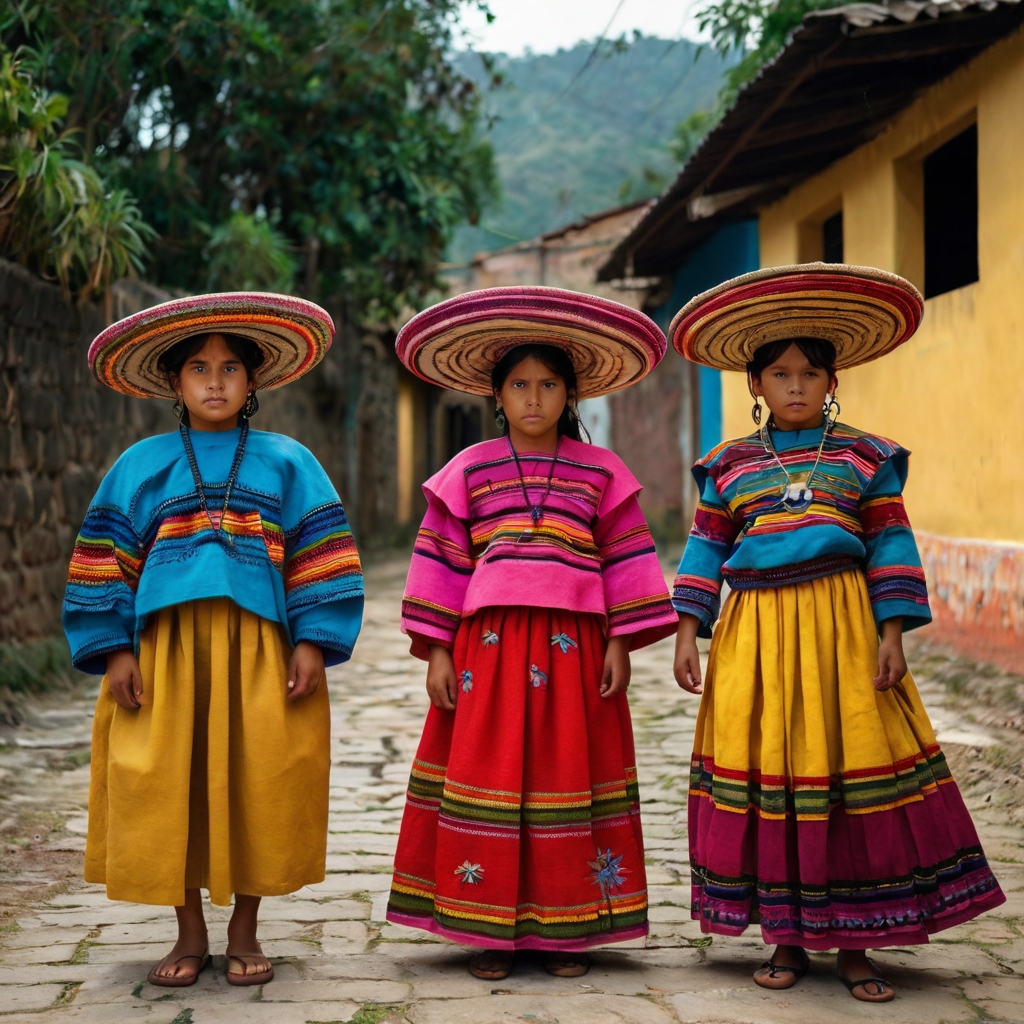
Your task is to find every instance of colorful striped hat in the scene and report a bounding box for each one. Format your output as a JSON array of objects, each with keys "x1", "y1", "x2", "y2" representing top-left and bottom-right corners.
[
  {"x1": 89, "y1": 292, "x2": 334, "y2": 399},
  {"x1": 670, "y1": 263, "x2": 924, "y2": 372},
  {"x1": 396, "y1": 286, "x2": 666, "y2": 399}
]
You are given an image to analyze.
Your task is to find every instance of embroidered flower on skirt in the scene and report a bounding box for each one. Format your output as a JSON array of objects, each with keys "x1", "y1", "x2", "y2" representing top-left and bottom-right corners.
[
  {"x1": 551, "y1": 632, "x2": 578, "y2": 654},
  {"x1": 589, "y1": 848, "x2": 627, "y2": 896},
  {"x1": 481, "y1": 630, "x2": 500, "y2": 646},
  {"x1": 460, "y1": 670, "x2": 474, "y2": 693},
  {"x1": 530, "y1": 664, "x2": 548, "y2": 688},
  {"x1": 455, "y1": 861, "x2": 484, "y2": 885}
]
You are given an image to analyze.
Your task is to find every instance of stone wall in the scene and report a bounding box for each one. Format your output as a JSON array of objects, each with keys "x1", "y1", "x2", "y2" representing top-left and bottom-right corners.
[
  {"x1": 0, "y1": 262, "x2": 167, "y2": 642},
  {"x1": 0, "y1": 259, "x2": 397, "y2": 644}
]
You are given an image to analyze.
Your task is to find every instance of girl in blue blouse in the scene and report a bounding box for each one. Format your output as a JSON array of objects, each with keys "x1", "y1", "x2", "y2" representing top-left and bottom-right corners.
[
  {"x1": 669, "y1": 265, "x2": 1003, "y2": 1003},
  {"x1": 63, "y1": 294, "x2": 364, "y2": 988}
]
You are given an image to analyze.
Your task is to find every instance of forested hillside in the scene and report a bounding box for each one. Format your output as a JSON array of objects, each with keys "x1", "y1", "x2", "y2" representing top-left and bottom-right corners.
[{"x1": 448, "y1": 36, "x2": 732, "y2": 264}]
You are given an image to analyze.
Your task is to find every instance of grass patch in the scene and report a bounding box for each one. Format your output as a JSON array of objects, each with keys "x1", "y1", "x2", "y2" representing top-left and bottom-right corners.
[
  {"x1": 169, "y1": 1011, "x2": 194, "y2": 1024},
  {"x1": 0, "y1": 639, "x2": 78, "y2": 695},
  {"x1": 350, "y1": 1005, "x2": 405, "y2": 1024},
  {"x1": 983, "y1": 745, "x2": 1017, "y2": 772}
]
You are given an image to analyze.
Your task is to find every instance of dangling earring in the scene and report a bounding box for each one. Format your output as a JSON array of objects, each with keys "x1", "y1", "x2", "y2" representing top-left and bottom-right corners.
[
  {"x1": 243, "y1": 390, "x2": 260, "y2": 420},
  {"x1": 824, "y1": 390, "x2": 840, "y2": 424},
  {"x1": 172, "y1": 394, "x2": 184, "y2": 421},
  {"x1": 747, "y1": 373, "x2": 762, "y2": 427},
  {"x1": 495, "y1": 406, "x2": 506, "y2": 432}
]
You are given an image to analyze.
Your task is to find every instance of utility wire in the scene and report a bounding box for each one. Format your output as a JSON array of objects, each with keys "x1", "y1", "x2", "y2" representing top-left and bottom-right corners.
[{"x1": 539, "y1": 0, "x2": 628, "y2": 112}]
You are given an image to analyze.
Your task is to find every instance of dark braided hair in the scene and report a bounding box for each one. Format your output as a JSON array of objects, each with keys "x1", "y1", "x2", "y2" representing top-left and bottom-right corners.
[{"x1": 491, "y1": 344, "x2": 591, "y2": 443}]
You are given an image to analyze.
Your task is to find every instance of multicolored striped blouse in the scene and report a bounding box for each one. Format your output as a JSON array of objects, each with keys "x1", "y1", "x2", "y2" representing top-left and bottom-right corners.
[
  {"x1": 673, "y1": 422, "x2": 931, "y2": 637},
  {"x1": 401, "y1": 437, "x2": 678, "y2": 658},
  {"x1": 62, "y1": 427, "x2": 364, "y2": 673}
]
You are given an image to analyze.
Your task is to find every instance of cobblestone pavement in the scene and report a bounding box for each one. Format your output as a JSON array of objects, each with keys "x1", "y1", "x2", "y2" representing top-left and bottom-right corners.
[{"x1": 1, "y1": 557, "x2": 1023, "y2": 1023}]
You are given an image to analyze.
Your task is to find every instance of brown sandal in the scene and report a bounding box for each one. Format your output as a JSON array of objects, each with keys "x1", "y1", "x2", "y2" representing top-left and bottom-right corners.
[
  {"x1": 147, "y1": 949, "x2": 210, "y2": 988},
  {"x1": 468, "y1": 950, "x2": 514, "y2": 979},
  {"x1": 544, "y1": 952, "x2": 590, "y2": 977},
  {"x1": 226, "y1": 952, "x2": 275, "y2": 986}
]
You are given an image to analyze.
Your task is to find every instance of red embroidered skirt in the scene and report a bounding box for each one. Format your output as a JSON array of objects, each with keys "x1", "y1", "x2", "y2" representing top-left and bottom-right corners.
[{"x1": 387, "y1": 606, "x2": 649, "y2": 950}]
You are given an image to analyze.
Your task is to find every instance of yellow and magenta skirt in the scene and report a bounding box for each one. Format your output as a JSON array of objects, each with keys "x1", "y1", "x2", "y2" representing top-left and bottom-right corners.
[
  {"x1": 690, "y1": 569, "x2": 1004, "y2": 950},
  {"x1": 86, "y1": 599, "x2": 331, "y2": 907}
]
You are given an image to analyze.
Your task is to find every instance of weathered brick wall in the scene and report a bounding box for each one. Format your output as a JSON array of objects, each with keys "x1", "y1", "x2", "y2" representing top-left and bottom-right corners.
[{"x1": 0, "y1": 260, "x2": 397, "y2": 643}]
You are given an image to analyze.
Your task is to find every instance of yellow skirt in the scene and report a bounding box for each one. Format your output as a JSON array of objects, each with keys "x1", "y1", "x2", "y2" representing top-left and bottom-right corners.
[
  {"x1": 86, "y1": 599, "x2": 331, "y2": 906},
  {"x1": 688, "y1": 569, "x2": 1004, "y2": 948}
]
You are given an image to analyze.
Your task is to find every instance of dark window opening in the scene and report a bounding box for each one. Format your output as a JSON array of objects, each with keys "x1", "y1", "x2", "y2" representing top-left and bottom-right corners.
[
  {"x1": 822, "y1": 211, "x2": 843, "y2": 264},
  {"x1": 445, "y1": 404, "x2": 482, "y2": 462},
  {"x1": 924, "y1": 124, "x2": 978, "y2": 298}
]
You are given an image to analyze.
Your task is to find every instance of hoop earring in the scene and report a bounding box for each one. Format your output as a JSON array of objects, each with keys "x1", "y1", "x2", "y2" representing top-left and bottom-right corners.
[
  {"x1": 495, "y1": 407, "x2": 506, "y2": 432},
  {"x1": 824, "y1": 391, "x2": 840, "y2": 424},
  {"x1": 172, "y1": 394, "x2": 184, "y2": 421},
  {"x1": 242, "y1": 390, "x2": 260, "y2": 420},
  {"x1": 751, "y1": 400, "x2": 762, "y2": 427}
]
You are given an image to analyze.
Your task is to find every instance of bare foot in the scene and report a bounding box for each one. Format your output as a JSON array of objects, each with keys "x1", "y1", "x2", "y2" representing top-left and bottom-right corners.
[
  {"x1": 469, "y1": 950, "x2": 514, "y2": 979},
  {"x1": 226, "y1": 893, "x2": 274, "y2": 986},
  {"x1": 837, "y1": 949, "x2": 895, "y2": 1002},
  {"x1": 148, "y1": 889, "x2": 208, "y2": 987},
  {"x1": 753, "y1": 944, "x2": 809, "y2": 990}
]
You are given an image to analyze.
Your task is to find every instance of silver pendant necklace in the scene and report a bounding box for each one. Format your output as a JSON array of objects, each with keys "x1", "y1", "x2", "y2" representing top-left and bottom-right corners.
[{"x1": 760, "y1": 417, "x2": 831, "y2": 513}]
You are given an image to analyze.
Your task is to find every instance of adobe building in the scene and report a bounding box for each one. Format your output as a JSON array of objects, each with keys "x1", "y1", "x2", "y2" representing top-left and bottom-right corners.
[{"x1": 601, "y1": 0, "x2": 1024, "y2": 669}]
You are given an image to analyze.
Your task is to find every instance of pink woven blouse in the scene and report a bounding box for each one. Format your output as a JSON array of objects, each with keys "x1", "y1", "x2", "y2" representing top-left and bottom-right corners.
[{"x1": 401, "y1": 437, "x2": 678, "y2": 659}]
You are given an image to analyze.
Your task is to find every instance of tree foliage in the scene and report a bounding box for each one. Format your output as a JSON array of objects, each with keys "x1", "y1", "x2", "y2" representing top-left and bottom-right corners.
[
  {"x1": 4, "y1": 0, "x2": 498, "y2": 318},
  {"x1": 663, "y1": 0, "x2": 847, "y2": 175},
  {"x1": 697, "y1": 0, "x2": 847, "y2": 94},
  {"x1": 0, "y1": 47, "x2": 153, "y2": 300}
]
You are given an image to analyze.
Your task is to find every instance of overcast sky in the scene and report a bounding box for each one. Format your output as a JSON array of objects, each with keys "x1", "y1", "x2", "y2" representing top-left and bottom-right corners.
[{"x1": 457, "y1": 0, "x2": 705, "y2": 55}]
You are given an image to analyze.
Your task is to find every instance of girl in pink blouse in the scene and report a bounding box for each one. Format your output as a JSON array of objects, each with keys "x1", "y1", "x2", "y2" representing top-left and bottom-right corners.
[{"x1": 386, "y1": 287, "x2": 678, "y2": 979}]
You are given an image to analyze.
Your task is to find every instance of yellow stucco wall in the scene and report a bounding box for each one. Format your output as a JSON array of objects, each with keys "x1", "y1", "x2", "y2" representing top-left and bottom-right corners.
[{"x1": 723, "y1": 25, "x2": 1024, "y2": 542}]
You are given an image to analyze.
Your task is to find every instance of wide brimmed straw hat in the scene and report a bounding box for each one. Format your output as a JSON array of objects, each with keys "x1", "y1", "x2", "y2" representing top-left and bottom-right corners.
[
  {"x1": 670, "y1": 263, "x2": 924, "y2": 372},
  {"x1": 396, "y1": 286, "x2": 666, "y2": 399},
  {"x1": 89, "y1": 292, "x2": 335, "y2": 399}
]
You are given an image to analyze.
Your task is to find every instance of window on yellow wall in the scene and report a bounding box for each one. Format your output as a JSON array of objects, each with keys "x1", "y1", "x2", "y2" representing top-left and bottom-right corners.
[
  {"x1": 924, "y1": 124, "x2": 978, "y2": 298},
  {"x1": 822, "y1": 211, "x2": 843, "y2": 263},
  {"x1": 798, "y1": 200, "x2": 842, "y2": 263}
]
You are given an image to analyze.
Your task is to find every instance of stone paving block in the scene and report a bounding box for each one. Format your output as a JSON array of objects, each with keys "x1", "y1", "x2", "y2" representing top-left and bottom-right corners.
[
  {"x1": 406, "y1": 992, "x2": 678, "y2": 1024},
  {"x1": 321, "y1": 872, "x2": 394, "y2": 892},
  {"x1": 183, "y1": 1000, "x2": 362, "y2": 1024},
  {"x1": 0, "y1": 964, "x2": 88, "y2": 984},
  {"x1": 0, "y1": 943, "x2": 80, "y2": 965},
  {"x1": 261, "y1": 978, "x2": 409, "y2": 1003},
  {"x1": 0, "y1": 984, "x2": 68, "y2": 1013}
]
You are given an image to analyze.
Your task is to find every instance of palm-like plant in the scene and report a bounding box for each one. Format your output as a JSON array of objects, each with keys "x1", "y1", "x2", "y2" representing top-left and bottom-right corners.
[{"x1": 0, "y1": 47, "x2": 154, "y2": 302}]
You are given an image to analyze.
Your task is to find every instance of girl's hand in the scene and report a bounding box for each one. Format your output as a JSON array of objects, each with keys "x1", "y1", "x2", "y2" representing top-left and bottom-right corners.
[
  {"x1": 426, "y1": 644, "x2": 457, "y2": 711},
  {"x1": 674, "y1": 615, "x2": 703, "y2": 694},
  {"x1": 106, "y1": 649, "x2": 144, "y2": 709},
  {"x1": 600, "y1": 635, "x2": 631, "y2": 697},
  {"x1": 287, "y1": 641, "x2": 325, "y2": 702},
  {"x1": 874, "y1": 618, "x2": 907, "y2": 691}
]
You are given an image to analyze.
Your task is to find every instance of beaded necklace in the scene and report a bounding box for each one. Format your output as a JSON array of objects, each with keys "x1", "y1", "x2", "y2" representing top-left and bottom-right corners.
[
  {"x1": 506, "y1": 434, "x2": 560, "y2": 540},
  {"x1": 178, "y1": 420, "x2": 249, "y2": 545}
]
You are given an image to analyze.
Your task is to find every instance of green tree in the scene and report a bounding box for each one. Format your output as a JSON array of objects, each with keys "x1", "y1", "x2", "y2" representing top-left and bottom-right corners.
[
  {"x1": 5, "y1": 0, "x2": 498, "y2": 318},
  {"x1": 0, "y1": 46, "x2": 154, "y2": 301}
]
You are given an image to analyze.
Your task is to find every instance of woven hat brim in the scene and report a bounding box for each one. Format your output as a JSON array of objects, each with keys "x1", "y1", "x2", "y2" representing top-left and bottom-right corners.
[
  {"x1": 670, "y1": 264, "x2": 924, "y2": 372},
  {"x1": 89, "y1": 292, "x2": 335, "y2": 399},
  {"x1": 396, "y1": 286, "x2": 666, "y2": 399}
]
